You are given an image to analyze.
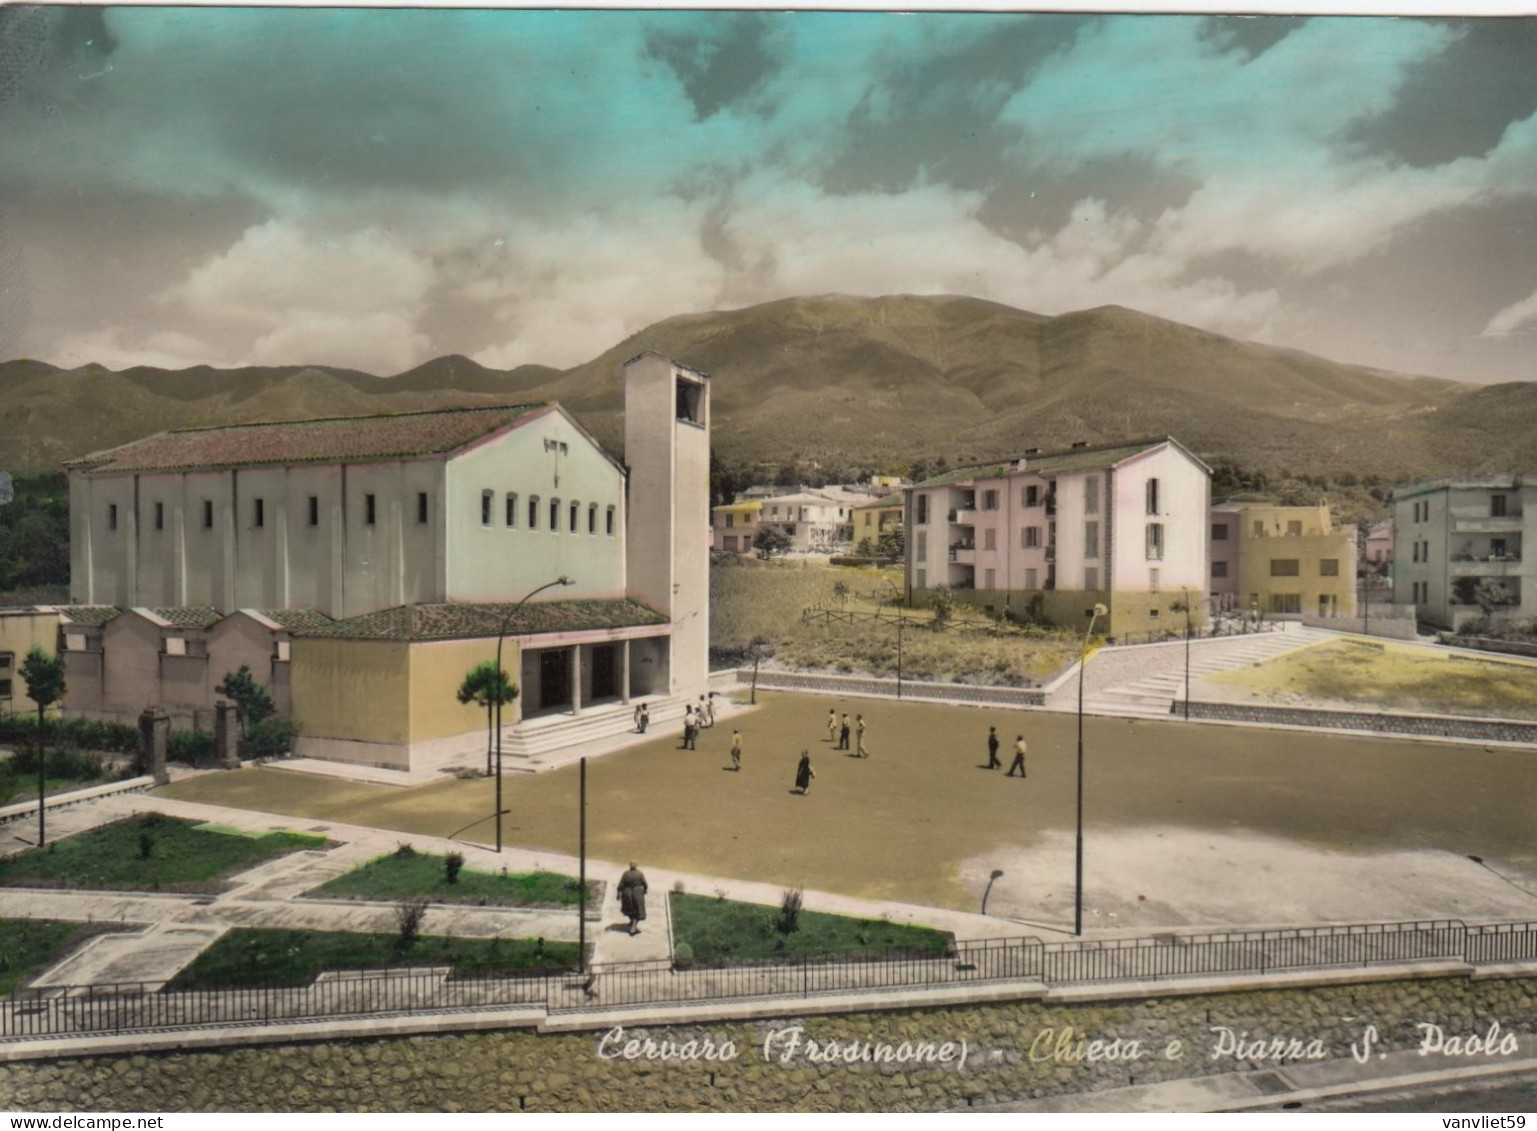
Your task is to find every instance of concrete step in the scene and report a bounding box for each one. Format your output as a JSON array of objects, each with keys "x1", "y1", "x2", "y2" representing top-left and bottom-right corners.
[{"x1": 499, "y1": 695, "x2": 696, "y2": 758}]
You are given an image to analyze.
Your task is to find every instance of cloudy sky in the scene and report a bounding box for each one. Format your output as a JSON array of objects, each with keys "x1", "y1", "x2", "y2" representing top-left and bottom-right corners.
[{"x1": 1, "y1": 7, "x2": 1535, "y2": 382}]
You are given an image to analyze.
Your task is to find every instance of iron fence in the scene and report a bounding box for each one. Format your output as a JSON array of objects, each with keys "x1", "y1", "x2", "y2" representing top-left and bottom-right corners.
[{"x1": 5, "y1": 920, "x2": 1534, "y2": 1040}]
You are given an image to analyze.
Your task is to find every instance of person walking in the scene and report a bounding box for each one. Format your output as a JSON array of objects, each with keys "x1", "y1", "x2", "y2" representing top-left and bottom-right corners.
[
  {"x1": 698, "y1": 694, "x2": 712, "y2": 728},
  {"x1": 730, "y1": 729, "x2": 742, "y2": 772},
  {"x1": 838, "y1": 712, "x2": 851, "y2": 751},
  {"x1": 633, "y1": 702, "x2": 644, "y2": 733},
  {"x1": 826, "y1": 708, "x2": 838, "y2": 744},
  {"x1": 986, "y1": 726, "x2": 1001, "y2": 769},
  {"x1": 1006, "y1": 733, "x2": 1027, "y2": 778},
  {"x1": 794, "y1": 750, "x2": 815, "y2": 795},
  {"x1": 681, "y1": 706, "x2": 698, "y2": 750},
  {"x1": 855, "y1": 714, "x2": 868, "y2": 758},
  {"x1": 638, "y1": 703, "x2": 650, "y2": 734},
  {"x1": 704, "y1": 693, "x2": 717, "y2": 728},
  {"x1": 618, "y1": 863, "x2": 648, "y2": 935}
]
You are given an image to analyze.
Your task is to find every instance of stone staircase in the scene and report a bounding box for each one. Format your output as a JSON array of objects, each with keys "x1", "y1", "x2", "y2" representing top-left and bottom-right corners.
[
  {"x1": 1075, "y1": 626, "x2": 1332, "y2": 721},
  {"x1": 497, "y1": 695, "x2": 694, "y2": 765}
]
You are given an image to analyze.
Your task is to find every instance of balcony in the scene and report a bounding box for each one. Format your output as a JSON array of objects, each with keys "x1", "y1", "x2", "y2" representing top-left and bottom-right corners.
[
  {"x1": 1450, "y1": 555, "x2": 1524, "y2": 577},
  {"x1": 1452, "y1": 515, "x2": 1524, "y2": 534},
  {"x1": 949, "y1": 542, "x2": 976, "y2": 564},
  {"x1": 951, "y1": 509, "x2": 978, "y2": 525}
]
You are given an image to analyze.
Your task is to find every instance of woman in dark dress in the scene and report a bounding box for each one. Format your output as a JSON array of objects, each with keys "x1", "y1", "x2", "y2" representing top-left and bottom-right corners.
[
  {"x1": 618, "y1": 863, "x2": 648, "y2": 935},
  {"x1": 794, "y1": 750, "x2": 815, "y2": 795}
]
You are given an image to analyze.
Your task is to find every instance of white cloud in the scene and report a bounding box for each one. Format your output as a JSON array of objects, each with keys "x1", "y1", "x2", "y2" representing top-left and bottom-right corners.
[{"x1": 1483, "y1": 289, "x2": 1537, "y2": 336}]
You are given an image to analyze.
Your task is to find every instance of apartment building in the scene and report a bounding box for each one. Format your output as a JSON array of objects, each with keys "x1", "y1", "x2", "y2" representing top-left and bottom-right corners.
[
  {"x1": 1208, "y1": 498, "x2": 1357, "y2": 618},
  {"x1": 903, "y1": 437, "x2": 1210, "y2": 637},
  {"x1": 1392, "y1": 475, "x2": 1535, "y2": 629}
]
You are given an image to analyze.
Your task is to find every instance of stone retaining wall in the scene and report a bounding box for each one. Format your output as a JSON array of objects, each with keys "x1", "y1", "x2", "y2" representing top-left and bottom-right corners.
[
  {"x1": 1302, "y1": 614, "x2": 1419, "y2": 640},
  {"x1": 736, "y1": 670, "x2": 1046, "y2": 708},
  {"x1": 1184, "y1": 700, "x2": 1537, "y2": 745},
  {"x1": 1440, "y1": 635, "x2": 1537, "y2": 660},
  {"x1": 3, "y1": 976, "x2": 1533, "y2": 1112}
]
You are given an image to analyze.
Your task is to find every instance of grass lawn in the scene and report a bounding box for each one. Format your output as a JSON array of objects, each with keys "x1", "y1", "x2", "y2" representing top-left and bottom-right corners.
[
  {"x1": 670, "y1": 892, "x2": 951, "y2": 965},
  {"x1": 169, "y1": 927, "x2": 579, "y2": 987},
  {"x1": 1203, "y1": 638, "x2": 1537, "y2": 720},
  {"x1": 0, "y1": 813, "x2": 325, "y2": 892},
  {"x1": 0, "y1": 770, "x2": 101, "y2": 806},
  {"x1": 313, "y1": 848, "x2": 596, "y2": 907},
  {"x1": 0, "y1": 919, "x2": 127, "y2": 994}
]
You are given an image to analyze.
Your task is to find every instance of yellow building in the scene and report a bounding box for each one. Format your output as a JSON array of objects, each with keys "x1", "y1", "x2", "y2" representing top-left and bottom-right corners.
[
  {"x1": 1209, "y1": 498, "x2": 1357, "y2": 618},
  {"x1": 850, "y1": 495, "x2": 903, "y2": 554},
  {"x1": 0, "y1": 607, "x2": 65, "y2": 716},
  {"x1": 711, "y1": 500, "x2": 764, "y2": 555}
]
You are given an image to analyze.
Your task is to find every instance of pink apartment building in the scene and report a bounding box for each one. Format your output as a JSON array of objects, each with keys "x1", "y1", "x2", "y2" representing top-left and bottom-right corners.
[{"x1": 903, "y1": 437, "x2": 1210, "y2": 637}]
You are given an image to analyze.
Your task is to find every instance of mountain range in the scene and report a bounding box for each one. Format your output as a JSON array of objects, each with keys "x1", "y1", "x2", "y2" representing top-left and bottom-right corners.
[{"x1": 2, "y1": 295, "x2": 1533, "y2": 483}]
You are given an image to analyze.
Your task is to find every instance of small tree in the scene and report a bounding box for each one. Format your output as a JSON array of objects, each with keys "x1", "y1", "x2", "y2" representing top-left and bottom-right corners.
[
  {"x1": 445, "y1": 851, "x2": 465, "y2": 885},
  {"x1": 1474, "y1": 578, "x2": 1513, "y2": 617},
  {"x1": 876, "y1": 526, "x2": 904, "y2": 559},
  {"x1": 831, "y1": 580, "x2": 850, "y2": 607},
  {"x1": 929, "y1": 586, "x2": 955, "y2": 624},
  {"x1": 394, "y1": 896, "x2": 430, "y2": 955},
  {"x1": 777, "y1": 887, "x2": 805, "y2": 935},
  {"x1": 19, "y1": 646, "x2": 65, "y2": 847},
  {"x1": 215, "y1": 666, "x2": 275, "y2": 738},
  {"x1": 753, "y1": 526, "x2": 793, "y2": 559},
  {"x1": 854, "y1": 537, "x2": 874, "y2": 557},
  {"x1": 457, "y1": 660, "x2": 518, "y2": 776}
]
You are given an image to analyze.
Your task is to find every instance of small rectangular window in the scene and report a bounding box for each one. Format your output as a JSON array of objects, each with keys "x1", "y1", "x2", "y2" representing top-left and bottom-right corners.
[
  {"x1": 1024, "y1": 568, "x2": 1038, "y2": 589},
  {"x1": 1146, "y1": 478, "x2": 1160, "y2": 516},
  {"x1": 108, "y1": 504, "x2": 118, "y2": 531},
  {"x1": 916, "y1": 494, "x2": 929, "y2": 524},
  {"x1": 981, "y1": 489, "x2": 998, "y2": 511},
  {"x1": 1492, "y1": 494, "x2": 1508, "y2": 517},
  {"x1": 916, "y1": 568, "x2": 927, "y2": 589},
  {"x1": 254, "y1": 498, "x2": 265, "y2": 528},
  {"x1": 588, "y1": 503, "x2": 598, "y2": 534},
  {"x1": 1024, "y1": 526, "x2": 1041, "y2": 549},
  {"x1": 1145, "y1": 523, "x2": 1164, "y2": 560},
  {"x1": 569, "y1": 501, "x2": 579, "y2": 532},
  {"x1": 915, "y1": 531, "x2": 927, "y2": 561},
  {"x1": 1253, "y1": 520, "x2": 1265, "y2": 537},
  {"x1": 1085, "y1": 477, "x2": 1100, "y2": 515},
  {"x1": 550, "y1": 498, "x2": 560, "y2": 531},
  {"x1": 365, "y1": 494, "x2": 377, "y2": 526},
  {"x1": 481, "y1": 491, "x2": 493, "y2": 526},
  {"x1": 418, "y1": 492, "x2": 429, "y2": 524},
  {"x1": 1085, "y1": 566, "x2": 1099, "y2": 590},
  {"x1": 606, "y1": 506, "x2": 616, "y2": 536},
  {"x1": 1211, "y1": 560, "x2": 1229, "y2": 578},
  {"x1": 983, "y1": 528, "x2": 996, "y2": 551},
  {"x1": 984, "y1": 568, "x2": 996, "y2": 589},
  {"x1": 505, "y1": 493, "x2": 518, "y2": 528},
  {"x1": 203, "y1": 500, "x2": 214, "y2": 529},
  {"x1": 1320, "y1": 559, "x2": 1340, "y2": 576},
  {"x1": 308, "y1": 496, "x2": 319, "y2": 526},
  {"x1": 1287, "y1": 520, "x2": 1302, "y2": 536},
  {"x1": 1084, "y1": 520, "x2": 1099, "y2": 560},
  {"x1": 1270, "y1": 559, "x2": 1301, "y2": 577},
  {"x1": 1149, "y1": 568, "x2": 1160, "y2": 593},
  {"x1": 1025, "y1": 485, "x2": 1039, "y2": 507},
  {"x1": 1212, "y1": 523, "x2": 1228, "y2": 541},
  {"x1": 529, "y1": 496, "x2": 540, "y2": 529},
  {"x1": 154, "y1": 502, "x2": 164, "y2": 531}
]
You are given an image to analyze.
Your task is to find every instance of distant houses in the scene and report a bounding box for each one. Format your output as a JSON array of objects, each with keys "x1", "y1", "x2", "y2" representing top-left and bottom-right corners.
[{"x1": 710, "y1": 479, "x2": 899, "y2": 556}]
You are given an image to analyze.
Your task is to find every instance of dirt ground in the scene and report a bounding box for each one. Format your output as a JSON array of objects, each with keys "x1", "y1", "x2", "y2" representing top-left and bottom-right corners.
[{"x1": 162, "y1": 692, "x2": 1537, "y2": 926}]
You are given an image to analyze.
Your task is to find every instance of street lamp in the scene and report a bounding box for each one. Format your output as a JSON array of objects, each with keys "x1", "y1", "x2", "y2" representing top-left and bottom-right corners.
[
  {"x1": 493, "y1": 575, "x2": 575, "y2": 852},
  {"x1": 981, "y1": 868, "x2": 1005, "y2": 915},
  {"x1": 1181, "y1": 587, "x2": 1193, "y2": 721},
  {"x1": 1074, "y1": 602, "x2": 1108, "y2": 937}
]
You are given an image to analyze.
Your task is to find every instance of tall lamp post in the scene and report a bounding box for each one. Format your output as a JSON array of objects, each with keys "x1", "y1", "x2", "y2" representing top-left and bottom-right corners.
[
  {"x1": 493, "y1": 575, "x2": 575, "y2": 852},
  {"x1": 1074, "y1": 602, "x2": 1108, "y2": 937},
  {"x1": 1181, "y1": 587, "x2": 1193, "y2": 721}
]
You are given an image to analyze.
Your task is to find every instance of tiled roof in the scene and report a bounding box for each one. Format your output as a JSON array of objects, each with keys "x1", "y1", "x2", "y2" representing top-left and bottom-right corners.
[
  {"x1": 151, "y1": 606, "x2": 224, "y2": 629},
  {"x1": 253, "y1": 608, "x2": 336, "y2": 633},
  {"x1": 67, "y1": 404, "x2": 547, "y2": 474},
  {"x1": 299, "y1": 599, "x2": 668, "y2": 642},
  {"x1": 61, "y1": 606, "x2": 121, "y2": 627},
  {"x1": 911, "y1": 438, "x2": 1189, "y2": 489}
]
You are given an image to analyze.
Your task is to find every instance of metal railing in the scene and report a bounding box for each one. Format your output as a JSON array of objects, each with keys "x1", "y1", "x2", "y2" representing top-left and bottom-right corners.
[{"x1": 5, "y1": 919, "x2": 1533, "y2": 1040}]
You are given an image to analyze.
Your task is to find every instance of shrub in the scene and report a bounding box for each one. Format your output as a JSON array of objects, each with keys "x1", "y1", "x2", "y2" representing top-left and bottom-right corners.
[
  {"x1": 0, "y1": 715, "x2": 138, "y2": 756},
  {"x1": 673, "y1": 941, "x2": 695, "y2": 970},
  {"x1": 167, "y1": 729, "x2": 217, "y2": 766},
  {"x1": 395, "y1": 843, "x2": 417, "y2": 858},
  {"x1": 138, "y1": 829, "x2": 155, "y2": 860},
  {"x1": 445, "y1": 852, "x2": 465, "y2": 885},
  {"x1": 6, "y1": 746, "x2": 105, "y2": 782},
  {"x1": 777, "y1": 887, "x2": 804, "y2": 936},
  {"x1": 245, "y1": 718, "x2": 295, "y2": 757},
  {"x1": 394, "y1": 896, "x2": 430, "y2": 954}
]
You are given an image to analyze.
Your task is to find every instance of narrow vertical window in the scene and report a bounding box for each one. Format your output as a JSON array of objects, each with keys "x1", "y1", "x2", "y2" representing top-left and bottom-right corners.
[
  {"x1": 505, "y1": 492, "x2": 518, "y2": 528},
  {"x1": 417, "y1": 492, "x2": 429, "y2": 524},
  {"x1": 203, "y1": 500, "x2": 214, "y2": 529},
  {"x1": 606, "y1": 506, "x2": 615, "y2": 536},
  {"x1": 529, "y1": 495, "x2": 540, "y2": 529},
  {"x1": 569, "y1": 500, "x2": 579, "y2": 532},
  {"x1": 481, "y1": 490, "x2": 493, "y2": 526},
  {"x1": 1146, "y1": 478, "x2": 1160, "y2": 515},
  {"x1": 108, "y1": 504, "x2": 118, "y2": 531},
  {"x1": 365, "y1": 494, "x2": 377, "y2": 526},
  {"x1": 550, "y1": 497, "x2": 560, "y2": 531},
  {"x1": 254, "y1": 498, "x2": 265, "y2": 528},
  {"x1": 588, "y1": 503, "x2": 597, "y2": 534},
  {"x1": 308, "y1": 496, "x2": 319, "y2": 526},
  {"x1": 154, "y1": 502, "x2": 164, "y2": 531}
]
